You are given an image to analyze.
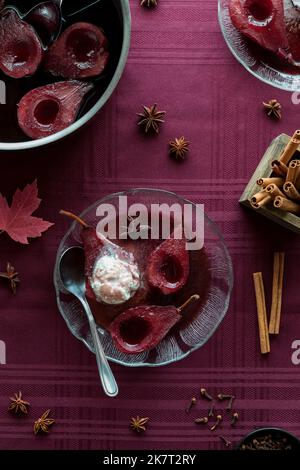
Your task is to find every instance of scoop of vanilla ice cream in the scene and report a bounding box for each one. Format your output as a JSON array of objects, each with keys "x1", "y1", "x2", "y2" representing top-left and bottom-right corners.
[{"x1": 90, "y1": 252, "x2": 140, "y2": 305}]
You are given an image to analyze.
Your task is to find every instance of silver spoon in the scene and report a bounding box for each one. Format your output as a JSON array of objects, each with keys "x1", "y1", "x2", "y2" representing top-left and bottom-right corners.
[{"x1": 59, "y1": 246, "x2": 118, "y2": 397}]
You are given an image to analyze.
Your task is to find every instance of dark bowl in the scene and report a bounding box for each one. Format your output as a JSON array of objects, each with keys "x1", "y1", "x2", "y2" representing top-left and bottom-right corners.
[
  {"x1": 237, "y1": 427, "x2": 300, "y2": 451},
  {"x1": 0, "y1": 0, "x2": 131, "y2": 151}
]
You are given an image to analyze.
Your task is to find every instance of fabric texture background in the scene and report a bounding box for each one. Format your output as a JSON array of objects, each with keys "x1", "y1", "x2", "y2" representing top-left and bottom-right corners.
[{"x1": 0, "y1": 0, "x2": 299, "y2": 450}]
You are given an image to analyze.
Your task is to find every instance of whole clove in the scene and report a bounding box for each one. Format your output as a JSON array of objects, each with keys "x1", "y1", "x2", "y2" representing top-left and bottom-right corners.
[
  {"x1": 185, "y1": 397, "x2": 197, "y2": 414},
  {"x1": 226, "y1": 396, "x2": 235, "y2": 412},
  {"x1": 217, "y1": 393, "x2": 232, "y2": 401},
  {"x1": 195, "y1": 417, "x2": 208, "y2": 425},
  {"x1": 200, "y1": 388, "x2": 213, "y2": 401},
  {"x1": 217, "y1": 393, "x2": 235, "y2": 411},
  {"x1": 210, "y1": 414, "x2": 222, "y2": 431},
  {"x1": 219, "y1": 435, "x2": 232, "y2": 448},
  {"x1": 231, "y1": 412, "x2": 239, "y2": 426}
]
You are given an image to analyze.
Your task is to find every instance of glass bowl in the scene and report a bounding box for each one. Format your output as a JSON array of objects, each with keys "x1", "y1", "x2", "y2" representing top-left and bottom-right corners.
[
  {"x1": 54, "y1": 188, "x2": 233, "y2": 367},
  {"x1": 218, "y1": 0, "x2": 300, "y2": 91}
]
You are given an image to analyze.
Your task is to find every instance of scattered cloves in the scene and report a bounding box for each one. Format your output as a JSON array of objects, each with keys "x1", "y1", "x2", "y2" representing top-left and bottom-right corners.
[
  {"x1": 190, "y1": 389, "x2": 240, "y2": 440},
  {"x1": 185, "y1": 397, "x2": 197, "y2": 414},
  {"x1": 231, "y1": 411, "x2": 239, "y2": 426},
  {"x1": 195, "y1": 417, "x2": 208, "y2": 425},
  {"x1": 200, "y1": 388, "x2": 213, "y2": 401},
  {"x1": 219, "y1": 435, "x2": 232, "y2": 448},
  {"x1": 210, "y1": 414, "x2": 222, "y2": 431}
]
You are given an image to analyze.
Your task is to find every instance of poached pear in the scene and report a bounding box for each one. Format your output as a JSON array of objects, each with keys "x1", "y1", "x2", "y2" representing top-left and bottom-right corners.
[
  {"x1": 45, "y1": 22, "x2": 109, "y2": 79},
  {"x1": 146, "y1": 236, "x2": 190, "y2": 295},
  {"x1": 0, "y1": 9, "x2": 43, "y2": 78},
  {"x1": 18, "y1": 80, "x2": 93, "y2": 139},
  {"x1": 109, "y1": 295, "x2": 200, "y2": 355},
  {"x1": 229, "y1": 0, "x2": 289, "y2": 58}
]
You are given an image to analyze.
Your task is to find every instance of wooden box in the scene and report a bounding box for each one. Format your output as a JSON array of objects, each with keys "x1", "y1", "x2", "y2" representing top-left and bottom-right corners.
[{"x1": 239, "y1": 133, "x2": 300, "y2": 234}]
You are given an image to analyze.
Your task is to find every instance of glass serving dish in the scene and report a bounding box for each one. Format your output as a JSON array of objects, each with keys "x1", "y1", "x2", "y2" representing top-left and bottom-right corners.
[
  {"x1": 54, "y1": 189, "x2": 233, "y2": 367},
  {"x1": 218, "y1": 0, "x2": 300, "y2": 91}
]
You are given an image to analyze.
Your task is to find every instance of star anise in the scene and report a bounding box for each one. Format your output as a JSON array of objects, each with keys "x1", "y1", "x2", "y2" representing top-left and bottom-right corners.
[
  {"x1": 8, "y1": 391, "x2": 30, "y2": 415},
  {"x1": 0, "y1": 262, "x2": 20, "y2": 294},
  {"x1": 140, "y1": 0, "x2": 158, "y2": 8},
  {"x1": 130, "y1": 416, "x2": 149, "y2": 433},
  {"x1": 138, "y1": 104, "x2": 166, "y2": 134},
  {"x1": 263, "y1": 99, "x2": 282, "y2": 119},
  {"x1": 169, "y1": 136, "x2": 190, "y2": 161},
  {"x1": 34, "y1": 409, "x2": 55, "y2": 435}
]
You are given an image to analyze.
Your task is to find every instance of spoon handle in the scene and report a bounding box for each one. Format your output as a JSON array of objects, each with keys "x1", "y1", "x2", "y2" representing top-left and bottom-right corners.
[{"x1": 81, "y1": 298, "x2": 119, "y2": 397}]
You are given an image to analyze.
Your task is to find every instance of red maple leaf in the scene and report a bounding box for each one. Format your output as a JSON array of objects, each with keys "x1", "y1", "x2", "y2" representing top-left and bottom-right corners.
[{"x1": 0, "y1": 180, "x2": 53, "y2": 244}]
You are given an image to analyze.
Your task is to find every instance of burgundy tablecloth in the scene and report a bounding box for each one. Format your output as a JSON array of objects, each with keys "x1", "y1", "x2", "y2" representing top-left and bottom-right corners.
[{"x1": 0, "y1": 0, "x2": 300, "y2": 451}]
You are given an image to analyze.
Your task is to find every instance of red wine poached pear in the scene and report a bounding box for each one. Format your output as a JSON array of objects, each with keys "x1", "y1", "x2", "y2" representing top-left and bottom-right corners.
[
  {"x1": 229, "y1": 0, "x2": 300, "y2": 66},
  {"x1": 17, "y1": 80, "x2": 94, "y2": 138},
  {"x1": 109, "y1": 295, "x2": 200, "y2": 355},
  {"x1": 45, "y1": 22, "x2": 109, "y2": 78},
  {"x1": 146, "y1": 236, "x2": 190, "y2": 295},
  {"x1": 0, "y1": 9, "x2": 42, "y2": 78}
]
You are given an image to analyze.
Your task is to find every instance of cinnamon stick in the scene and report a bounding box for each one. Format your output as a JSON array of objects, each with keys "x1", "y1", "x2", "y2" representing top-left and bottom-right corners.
[
  {"x1": 279, "y1": 137, "x2": 300, "y2": 165},
  {"x1": 265, "y1": 184, "x2": 285, "y2": 199},
  {"x1": 294, "y1": 163, "x2": 300, "y2": 190},
  {"x1": 283, "y1": 182, "x2": 300, "y2": 201},
  {"x1": 286, "y1": 160, "x2": 298, "y2": 185},
  {"x1": 271, "y1": 160, "x2": 287, "y2": 177},
  {"x1": 274, "y1": 196, "x2": 300, "y2": 215},
  {"x1": 250, "y1": 191, "x2": 272, "y2": 209},
  {"x1": 269, "y1": 253, "x2": 285, "y2": 335},
  {"x1": 253, "y1": 272, "x2": 270, "y2": 354},
  {"x1": 257, "y1": 177, "x2": 284, "y2": 188},
  {"x1": 292, "y1": 129, "x2": 300, "y2": 140},
  {"x1": 271, "y1": 160, "x2": 288, "y2": 176}
]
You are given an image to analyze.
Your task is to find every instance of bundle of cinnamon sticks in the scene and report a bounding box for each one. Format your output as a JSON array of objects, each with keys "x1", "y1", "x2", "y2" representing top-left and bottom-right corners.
[
  {"x1": 251, "y1": 130, "x2": 300, "y2": 216},
  {"x1": 253, "y1": 252, "x2": 285, "y2": 355}
]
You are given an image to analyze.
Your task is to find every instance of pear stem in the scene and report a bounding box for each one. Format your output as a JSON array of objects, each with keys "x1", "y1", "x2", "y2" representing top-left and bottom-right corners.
[
  {"x1": 60, "y1": 210, "x2": 88, "y2": 228},
  {"x1": 178, "y1": 294, "x2": 200, "y2": 313}
]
